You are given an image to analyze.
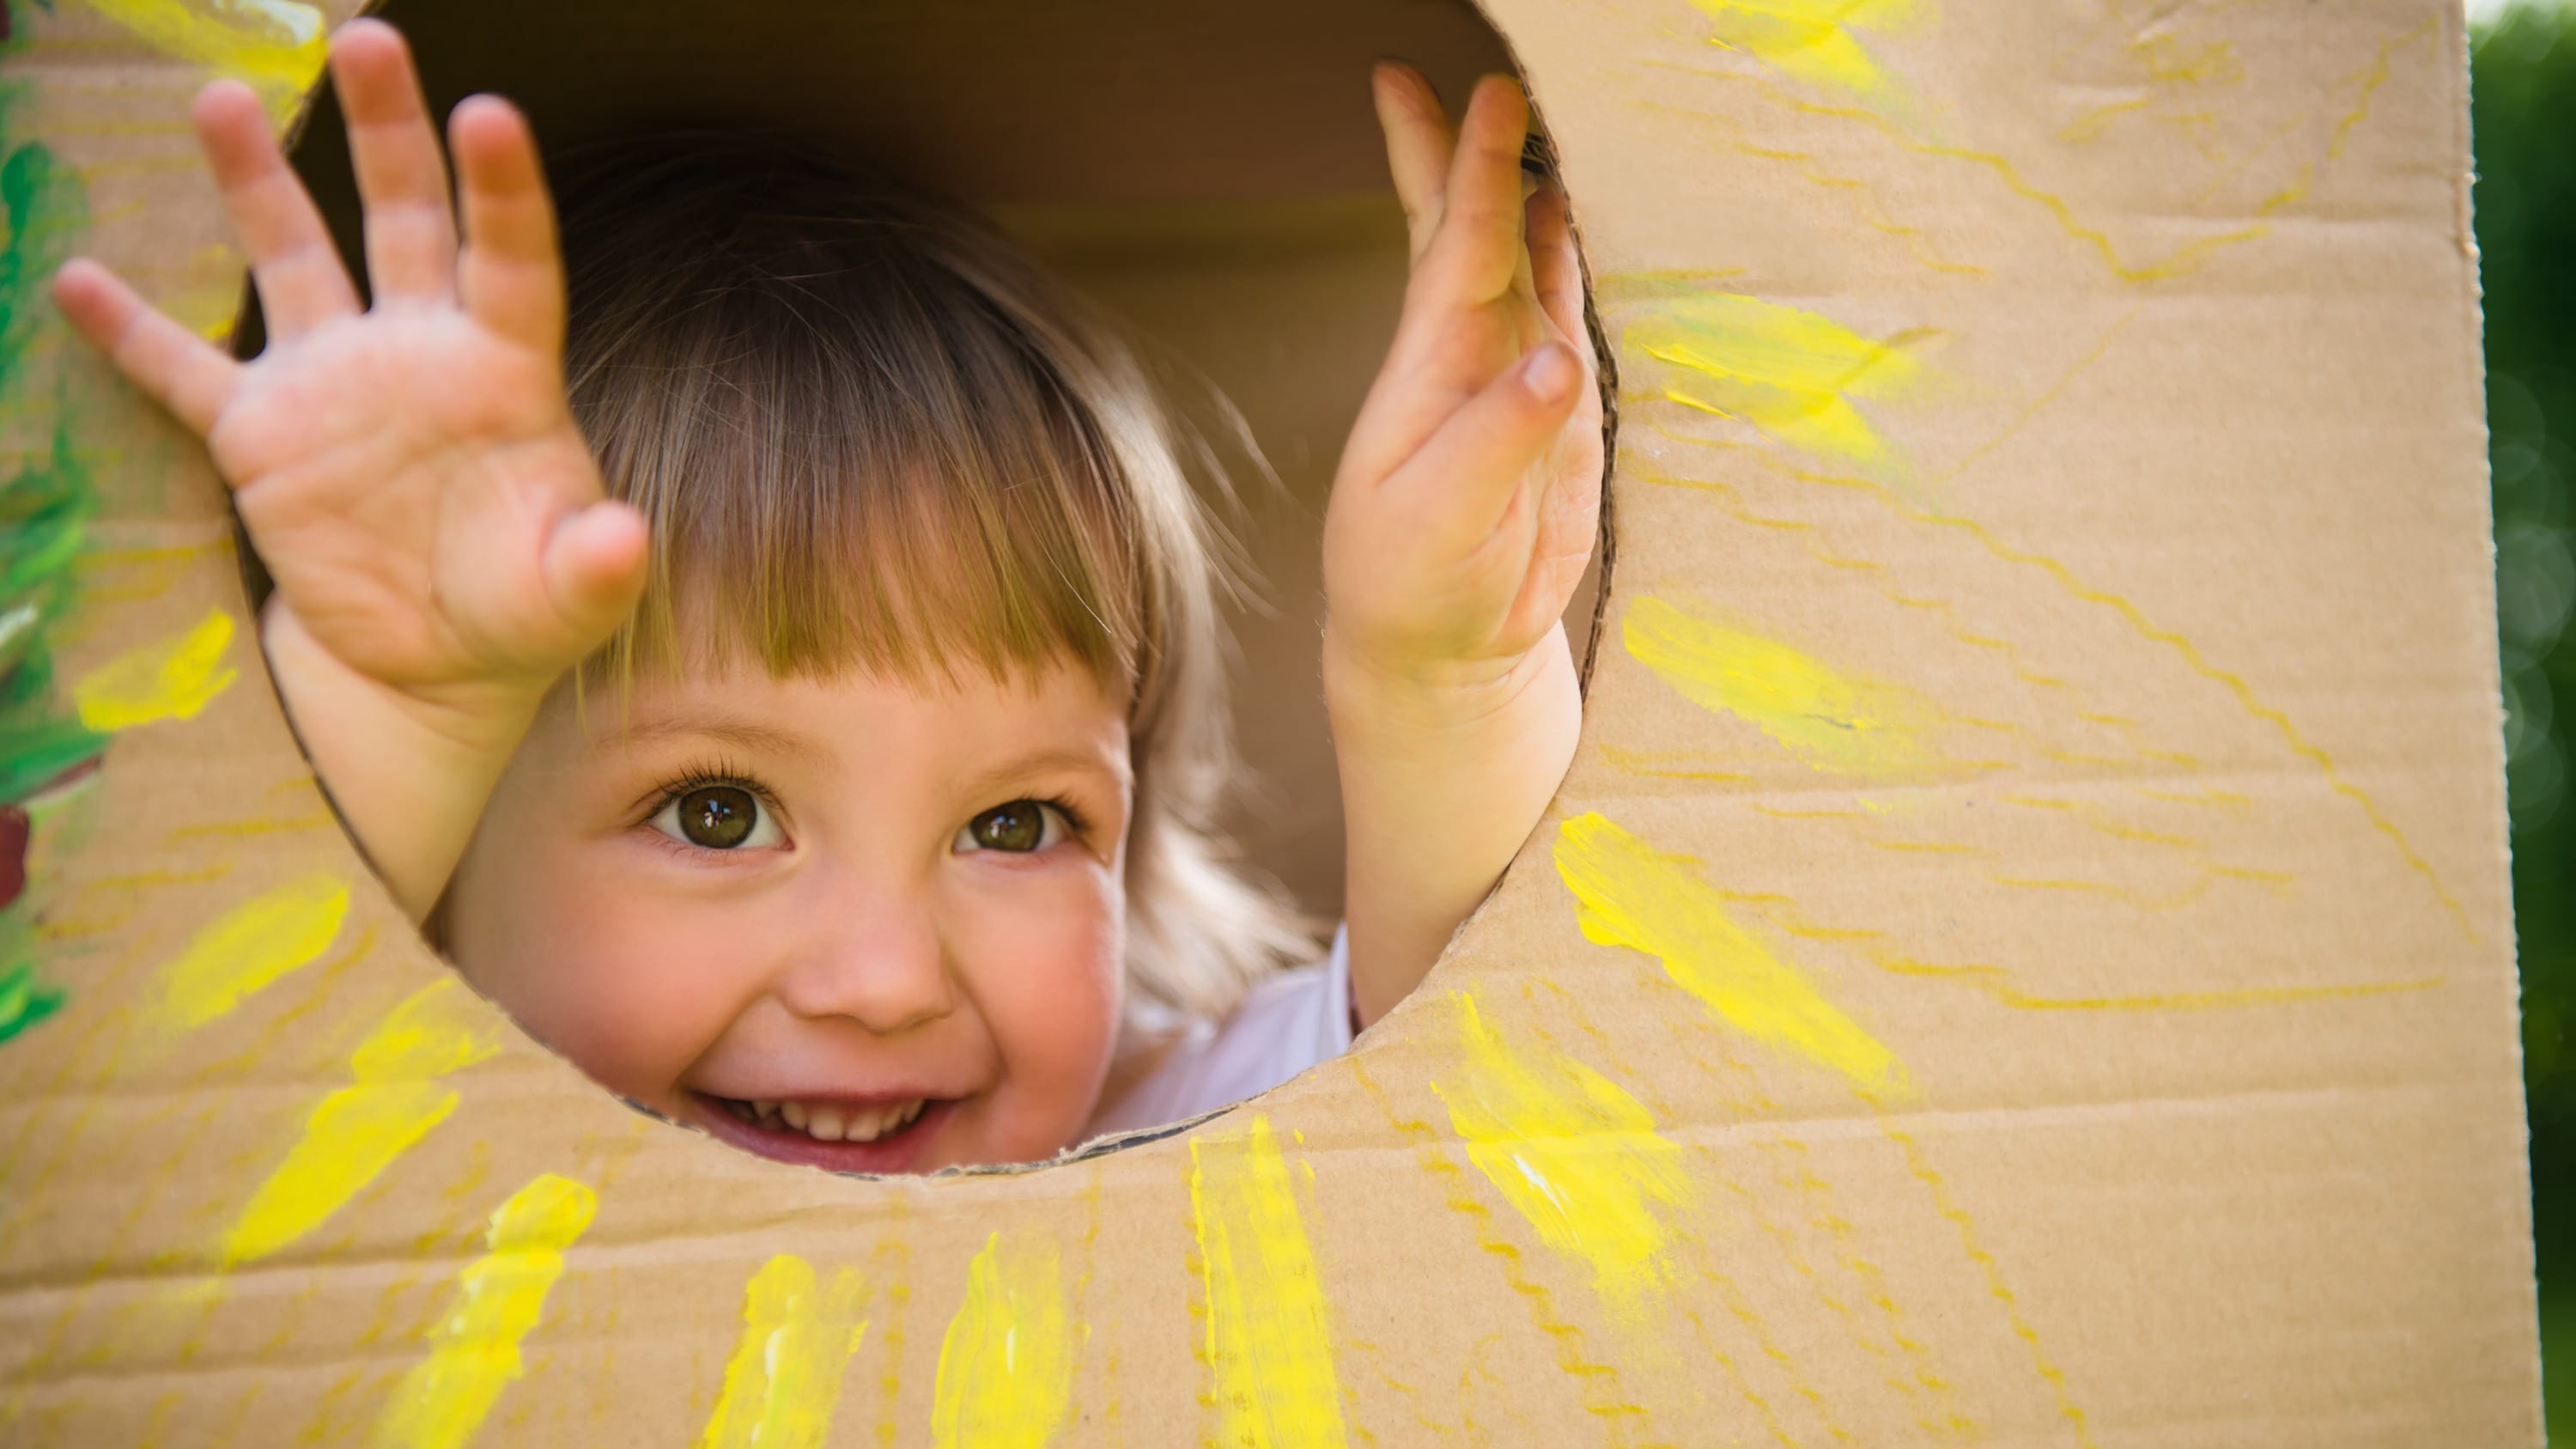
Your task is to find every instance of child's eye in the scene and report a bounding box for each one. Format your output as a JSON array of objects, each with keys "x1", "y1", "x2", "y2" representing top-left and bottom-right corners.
[
  {"x1": 649, "y1": 784, "x2": 785, "y2": 851},
  {"x1": 953, "y1": 800, "x2": 1072, "y2": 855}
]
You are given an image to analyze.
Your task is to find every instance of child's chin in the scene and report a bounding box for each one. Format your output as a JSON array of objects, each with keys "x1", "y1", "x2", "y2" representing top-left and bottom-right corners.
[{"x1": 688, "y1": 1092, "x2": 962, "y2": 1175}]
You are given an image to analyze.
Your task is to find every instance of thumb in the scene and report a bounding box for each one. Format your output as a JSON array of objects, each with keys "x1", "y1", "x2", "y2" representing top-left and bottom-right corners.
[
  {"x1": 1382, "y1": 341, "x2": 1586, "y2": 557},
  {"x1": 539, "y1": 499, "x2": 649, "y2": 649}
]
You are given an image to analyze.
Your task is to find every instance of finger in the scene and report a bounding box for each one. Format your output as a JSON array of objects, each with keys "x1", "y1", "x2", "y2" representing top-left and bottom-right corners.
[
  {"x1": 451, "y1": 95, "x2": 564, "y2": 355},
  {"x1": 53, "y1": 259, "x2": 243, "y2": 438},
  {"x1": 1506, "y1": 169, "x2": 1543, "y2": 314},
  {"x1": 194, "y1": 80, "x2": 361, "y2": 340},
  {"x1": 1416, "y1": 76, "x2": 1531, "y2": 310},
  {"x1": 332, "y1": 19, "x2": 458, "y2": 306},
  {"x1": 1526, "y1": 181, "x2": 1588, "y2": 349},
  {"x1": 1382, "y1": 341, "x2": 1584, "y2": 556},
  {"x1": 1371, "y1": 62, "x2": 1455, "y2": 259},
  {"x1": 539, "y1": 500, "x2": 648, "y2": 649}
]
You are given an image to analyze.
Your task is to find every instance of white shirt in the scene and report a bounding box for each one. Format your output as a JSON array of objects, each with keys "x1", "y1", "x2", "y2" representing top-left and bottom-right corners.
[{"x1": 1085, "y1": 928, "x2": 1354, "y2": 1139}]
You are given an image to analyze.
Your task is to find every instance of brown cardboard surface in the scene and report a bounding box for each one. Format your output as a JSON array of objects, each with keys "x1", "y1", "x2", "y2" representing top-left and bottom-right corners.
[{"x1": 0, "y1": 0, "x2": 2538, "y2": 1446}]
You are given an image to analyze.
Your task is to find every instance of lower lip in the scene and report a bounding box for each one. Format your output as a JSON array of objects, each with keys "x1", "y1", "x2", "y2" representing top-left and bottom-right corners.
[{"x1": 688, "y1": 1093, "x2": 959, "y2": 1174}]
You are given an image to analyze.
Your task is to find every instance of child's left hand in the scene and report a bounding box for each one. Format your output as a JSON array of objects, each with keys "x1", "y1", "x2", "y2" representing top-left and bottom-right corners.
[
  {"x1": 1326, "y1": 67, "x2": 1601, "y2": 702},
  {"x1": 1325, "y1": 68, "x2": 1602, "y2": 1025}
]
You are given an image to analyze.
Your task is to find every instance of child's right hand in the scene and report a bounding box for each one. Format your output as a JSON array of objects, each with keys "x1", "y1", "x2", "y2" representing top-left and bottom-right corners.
[{"x1": 53, "y1": 21, "x2": 646, "y2": 920}]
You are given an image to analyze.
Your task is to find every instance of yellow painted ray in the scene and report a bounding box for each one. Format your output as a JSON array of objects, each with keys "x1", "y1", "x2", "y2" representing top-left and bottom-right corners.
[
  {"x1": 700, "y1": 1256, "x2": 870, "y2": 1449},
  {"x1": 1188, "y1": 1115, "x2": 1351, "y2": 1448},
  {"x1": 372, "y1": 1173, "x2": 598, "y2": 1449},
  {"x1": 222, "y1": 977, "x2": 501, "y2": 1265},
  {"x1": 1430, "y1": 993, "x2": 1694, "y2": 1319},
  {"x1": 69, "y1": 0, "x2": 327, "y2": 123},
  {"x1": 1625, "y1": 292, "x2": 1928, "y2": 472},
  {"x1": 1556, "y1": 812, "x2": 1906, "y2": 1095},
  {"x1": 1623, "y1": 594, "x2": 1947, "y2": 779},
  {"x1": 932, "y1": 1231, "x2": 1072, "y2": 1449},
  {"x1": 71, "y1": 606, "x2": 238, "y2": 732},
  {"x1": 143, "y1": 871, "x2": 349, "y2": 1036},
  {"x1": 1682, "y1": 0, "x2": 1929, "y2": 102}
]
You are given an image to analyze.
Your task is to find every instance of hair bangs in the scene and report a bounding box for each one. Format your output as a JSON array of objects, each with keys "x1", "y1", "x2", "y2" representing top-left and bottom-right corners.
[{"x1": 560, "y1": 146, "x2": 1147, "y2": 697}]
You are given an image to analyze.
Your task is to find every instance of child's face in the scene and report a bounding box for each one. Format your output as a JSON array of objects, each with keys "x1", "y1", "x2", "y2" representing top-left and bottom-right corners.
[{"x1": 442, "y1": 654, "x2": 1132, "y2": 1173}]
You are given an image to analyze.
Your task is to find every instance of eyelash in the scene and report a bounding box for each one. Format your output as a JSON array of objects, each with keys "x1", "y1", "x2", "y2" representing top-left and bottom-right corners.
[
  {"x1": 635, "y1": 759, "x2": 776, "y2": 830},
  {"x1": 1025, "y1": 793, "x2": 1091, "y2": 838}
]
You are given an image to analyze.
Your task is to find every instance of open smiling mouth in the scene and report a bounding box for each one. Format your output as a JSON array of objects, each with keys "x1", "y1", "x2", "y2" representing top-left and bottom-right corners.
[{"x1": 690, "y1": 1093, "x2": 958, "y2": 1174}]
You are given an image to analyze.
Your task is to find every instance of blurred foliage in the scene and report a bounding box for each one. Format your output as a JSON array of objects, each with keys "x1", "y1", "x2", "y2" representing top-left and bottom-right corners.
[{"x1": 2472, "y1": 3, "x2": 2576, "y2": 1438}]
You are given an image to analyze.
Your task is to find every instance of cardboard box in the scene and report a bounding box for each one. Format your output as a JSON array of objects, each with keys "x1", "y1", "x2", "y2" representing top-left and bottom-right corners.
[{"x1": 0, "y1": 0, "x2": 2538, "y2": 1442}]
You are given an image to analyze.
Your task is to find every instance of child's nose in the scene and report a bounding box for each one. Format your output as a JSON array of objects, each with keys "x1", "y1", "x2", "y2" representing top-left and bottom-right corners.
[{"x1": 775, "y1": 894, "x2": 958, "y2": 1034}]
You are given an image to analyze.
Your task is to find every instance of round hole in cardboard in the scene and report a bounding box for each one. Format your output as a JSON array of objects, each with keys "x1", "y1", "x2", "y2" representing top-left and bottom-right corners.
[{"x1": 208, "y1": 0, "x2": 1614, "y2": 1175}]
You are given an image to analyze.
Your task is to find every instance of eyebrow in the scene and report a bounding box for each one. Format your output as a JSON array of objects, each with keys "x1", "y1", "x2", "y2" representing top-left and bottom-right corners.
[
  {"x1": 952, "y1": 746, "x2": 1133, "y2": 801},
  {"x1": 591, "y1": 715, "x2": 831, "y2": 763},
  {"x1": 591, "y1": 720, "x2": 1127, "y2": 796}
]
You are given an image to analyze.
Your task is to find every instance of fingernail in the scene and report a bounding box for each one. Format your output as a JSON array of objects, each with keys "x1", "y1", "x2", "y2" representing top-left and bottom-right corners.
[{"x1": 1524, "y1": 343, "x2": 1579, "y2": 403}]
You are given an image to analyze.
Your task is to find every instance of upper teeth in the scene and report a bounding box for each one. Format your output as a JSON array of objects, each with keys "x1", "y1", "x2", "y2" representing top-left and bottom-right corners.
[{"x1": 730, "y1": 1097, "x2": 926, "y2": 1143}]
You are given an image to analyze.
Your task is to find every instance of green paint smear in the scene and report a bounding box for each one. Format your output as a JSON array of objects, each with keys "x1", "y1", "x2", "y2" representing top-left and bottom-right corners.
[
  {"x1": 0, "y1": 20, "x2": 106, "y2": 1048},
  {"x1": 0, "y1": 955, "x2": 64, "y2": 1044}
]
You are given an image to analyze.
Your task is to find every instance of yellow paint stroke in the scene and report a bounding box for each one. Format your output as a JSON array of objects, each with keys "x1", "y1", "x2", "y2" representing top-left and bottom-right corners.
[
  {"x1": 1616, "y1": 101, "x2": 1979, "y2": 276},
  {"x1": 1622, "y1": 593, "x2": 1944, "y2": 779},
  {"x1": 1625, "y1": 445, "x2": 2166, "y2": 754},
  {"x1": 1682, "y1": 0, "x2": 1929, "y2": 103},
  {"x1": 1935, "y1": 306, "x2": 2141, "y2": 488},
  {"x1": 700, "y1": 1256, "x2": 870, "y2": 1449},
  {"x1": 372, "y1": 1173, "x2": 598, "y2": 1449},
  {"x1": 203, "y1": 917, "x2": 380, "y2": 1081},
  {"x1": 1346, "y1": 1061, "x2": 1649, "y2": 1434},
  {"x1": 1724, "y1": 136, "x2": 1987, "y2": 276},
  {"x1": 222, "y1": 978, "x2": 502, "y2": 1265},
  {"x1": 1625, "y1": 292, "x2": 1928, "y2": 473},
  {"x1": 71, "y1": 606, "x2": 238, "y2": 731},
  {"x1": 1638, "y1": 67, "x2": 2267, "y2": 283},
  {"x1": 166, "y1": 808, "x2": 335, "y2": 842},
  {"x1": 1535, "y1": 959, "x2": 1958, "y2": 1433},
  {"x1": 1880, "y1": 1126, "x2": 2099, "y2": 1449},
  {"x1": 1695, "y1": 880, "x2": 2433, "y2": 1014},
  {"x1": 1556, "y1": 811, "x2": 1905, "y2": 1094},
  {"x1": 70, "y1": 536, "x2": 232, "y2": 606},
  {"x1": 2251, "y1": 18, "x2": 2440, "y2": 216},
  {"x1": 931, "y1": 1232, "x2": 1072, "y2": 1449},
  {"x1": 1595, "y1": 743, "x2": 1753, "y2": 783},
  {"x1": 1188, "y1": 1115, "x2": 1352, "y2": 1449},
  {"x1": 1429, "y1": 993, "x2": 1693, "y2": 1318},
  {"x1": 70, "y1": 0, "x2": 326, "y2": 122},
  {"x1": 2057, "y1": 93, "x2": 2149, "y2": 143},
  {"x1": 866, "y1": 1219, "x2": 915, "y2": 1449},
  {"x1": 1590, "y1": 266, "x2": 1753, "y2": 307},
  {"x1": 1641, "y1": 424, "x2": 2475, "y2": 939},
  {"x1": 146, "y1": 871, "x2": 349, "y2": 1035},
  {"x1": 1871, "y1": 954, "x2": 2441, "y2": 1014}
]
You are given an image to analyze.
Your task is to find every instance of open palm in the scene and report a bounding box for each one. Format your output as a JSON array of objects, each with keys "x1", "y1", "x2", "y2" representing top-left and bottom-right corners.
[
  {"x1": 56, "y1": 21, "x2": 643, "y2": 715},
  {"x1": 53, "y1": 21, "x2": 643, "y2": 917},
  {"x1": 1324, "y1": 67, "x2": 1603, "y2": 686}
]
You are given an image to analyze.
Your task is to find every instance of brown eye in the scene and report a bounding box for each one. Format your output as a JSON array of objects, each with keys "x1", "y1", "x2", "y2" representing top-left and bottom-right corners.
[
  {"x1": 955, "y1": 801, "x2": 1066, "y2": 855},
  {"x1": 649, "y1": 784, "x2": 781, "y2": 850}
]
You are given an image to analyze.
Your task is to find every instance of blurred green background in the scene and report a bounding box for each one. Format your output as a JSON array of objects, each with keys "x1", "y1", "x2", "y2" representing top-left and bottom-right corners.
[{"x1": 2476, "y1": 1, "x2": 2576, "y2": 1438}]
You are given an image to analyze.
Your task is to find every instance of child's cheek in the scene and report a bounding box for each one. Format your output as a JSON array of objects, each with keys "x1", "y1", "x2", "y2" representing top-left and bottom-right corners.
[
  {"x1": 945, "y1": 858, "x2": 1124, "y2": 1157},
  {"x1": 451, "y1": 837, "x2": 759, "y2": 1117}
]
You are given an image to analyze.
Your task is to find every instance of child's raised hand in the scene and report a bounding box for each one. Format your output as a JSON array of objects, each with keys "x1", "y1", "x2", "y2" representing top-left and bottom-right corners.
[
  {"x1": 1326, "y1": 68, "x2": 1603, "y2": 1025},
  {"x1": 1324, "y1": 68, "x2": 1601, "y2": 699},
  {"x1": 53, "y1": 21, "x2": 644, "y2": 918}
]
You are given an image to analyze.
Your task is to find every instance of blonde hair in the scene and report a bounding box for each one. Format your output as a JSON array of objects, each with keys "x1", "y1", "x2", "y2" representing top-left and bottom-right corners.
[{"x1": 551, "y1": 133, "x2": 1310, "y2": 1021}]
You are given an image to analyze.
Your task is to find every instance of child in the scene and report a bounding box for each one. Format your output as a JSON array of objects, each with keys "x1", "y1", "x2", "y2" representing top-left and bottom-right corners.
[{"x1": 53, "y1": 20, "x2": 1603, "y2": 1172}]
